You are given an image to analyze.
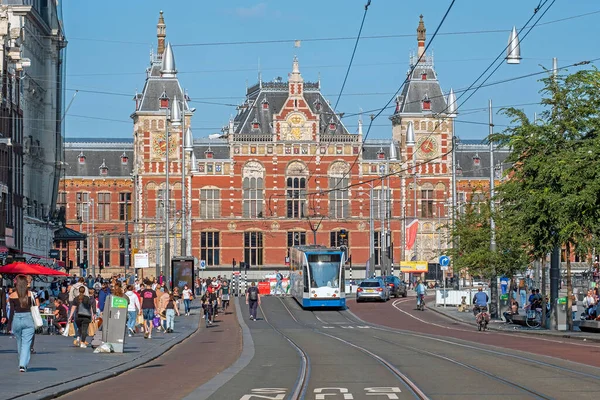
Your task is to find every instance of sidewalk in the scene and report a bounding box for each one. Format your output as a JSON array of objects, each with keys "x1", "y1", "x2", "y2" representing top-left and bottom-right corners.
[
  {"x1": 427, "y1": 301, "x2": 600, "y2": 343},
  {"x1": 0, "y1": 302, "x2": 201, "y2": 400}
]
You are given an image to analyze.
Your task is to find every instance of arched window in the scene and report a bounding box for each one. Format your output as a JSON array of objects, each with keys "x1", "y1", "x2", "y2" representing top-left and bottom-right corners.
[
  {"x1": 328, "y1": 161, "x2": 350, "y2": 219},
  {"x1": 286, "y1": 161, "x2": 307, "y2": 218},
  {"x1": 243, "y1": 162, "x2": 264, "y2": 218},
  {"x1": 200, "y1": 187, "x2": 220, "y2": 219}
]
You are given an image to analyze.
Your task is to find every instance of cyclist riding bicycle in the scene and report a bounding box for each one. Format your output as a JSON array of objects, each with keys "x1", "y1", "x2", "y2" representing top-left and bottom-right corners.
[
  {"x1": 472, "y1": 287, "x2": 489, "y2": 316},
  {"x1": 415, "y1": 280, "x2": 426, "y2": 308}
]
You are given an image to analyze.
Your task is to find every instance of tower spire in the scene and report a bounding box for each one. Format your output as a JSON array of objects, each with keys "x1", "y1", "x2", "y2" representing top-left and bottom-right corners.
[
  {"x1": 417, "y1": 15, "x2": 426, "y2": 59},
  {"x1": 157, "y1": 10, "x2": 166, "y2": 58}
]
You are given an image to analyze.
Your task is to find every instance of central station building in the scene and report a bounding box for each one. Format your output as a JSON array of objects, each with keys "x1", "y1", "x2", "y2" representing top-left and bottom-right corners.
[{"x1": 59, "y1": 13, "x2": 505, "y2": 278}]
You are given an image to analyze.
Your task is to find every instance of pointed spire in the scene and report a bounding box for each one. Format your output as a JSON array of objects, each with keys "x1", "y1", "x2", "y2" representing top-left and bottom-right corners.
[
  {"x1": 358, "y1": 117, "x2": 363, "y2": 136},
  {"x1": 406, "y1": 121, "x2": 416, "y2": 146},
  {"x1": 289, "y1": 55, "x2": 303, "y2": 84},
  {"x1": 184, "y1": 127, "x2": 193, "y2": 150},
  {"x1": 157, "y1": 11, "x2": 166, "y2": 58},
  {"x1": 389, "y1": 140, "x2": 398, "y2": 161},
  {"x1": 552, "y1": 57, "x2": 558, "y2": 78},
  {"x1": 190, "y1": 151, "x2": 197, "y2": 172},
  {"x1": 170, "y1": 95, "x2": 181, "y2": 127},
  {"x1": 417, "y1": 15, "x2": 426, "y2": 59},
  {"x1": 161, "y1": 42, "x2": 177, "y2": 77},
  {"x1": 446, "y1": 88, "x2": 457, "y2": 117},
  {"x1": 506, "y1": 26, "x2": 521, "y2": 64}
]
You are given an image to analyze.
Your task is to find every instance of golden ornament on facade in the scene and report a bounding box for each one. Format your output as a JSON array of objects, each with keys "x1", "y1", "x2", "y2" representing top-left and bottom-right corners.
[
  {"x1": 228, "y1": 222, "x2": 237, "y2": 231},
  {"x1": 271, "y1": 221, "x2": 280, "y2": 230}
]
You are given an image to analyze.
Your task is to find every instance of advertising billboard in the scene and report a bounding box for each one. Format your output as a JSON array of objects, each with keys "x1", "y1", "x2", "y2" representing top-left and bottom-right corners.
[{"x1": 171, "y1": 257, "x2": 195, "y2": 291}]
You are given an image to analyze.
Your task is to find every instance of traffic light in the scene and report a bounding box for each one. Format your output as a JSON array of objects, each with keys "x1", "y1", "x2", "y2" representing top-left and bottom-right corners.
[
  {"x1": 99, "y1": 260, "x2": 104, "y2": 270},
  {"x1": 83, "y1": 259, "x2": 88, "y2": 270}
]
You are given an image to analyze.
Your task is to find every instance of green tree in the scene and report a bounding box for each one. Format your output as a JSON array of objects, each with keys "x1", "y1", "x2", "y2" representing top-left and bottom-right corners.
[{"x1": 492, "y1": 68, "x2": 600, "y2": 330}]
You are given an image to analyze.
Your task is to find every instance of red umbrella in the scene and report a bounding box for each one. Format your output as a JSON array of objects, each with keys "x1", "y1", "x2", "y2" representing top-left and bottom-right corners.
[{"x1": 0, "y1": 261, "x2": 68, "y2": 276}]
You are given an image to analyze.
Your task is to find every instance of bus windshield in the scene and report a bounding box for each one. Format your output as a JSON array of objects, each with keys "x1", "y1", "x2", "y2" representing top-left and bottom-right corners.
[{"x1": 307, "y1": 254, "x2": 341, "y2": 288}]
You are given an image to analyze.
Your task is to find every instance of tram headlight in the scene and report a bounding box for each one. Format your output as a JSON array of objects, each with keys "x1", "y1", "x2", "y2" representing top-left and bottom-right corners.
[
  {"x1": 334, "y1": 290, "x2": 339, "y2": 294},
  {"x1": 311, "y1": 290, "x2": 316, "y2": 294}
]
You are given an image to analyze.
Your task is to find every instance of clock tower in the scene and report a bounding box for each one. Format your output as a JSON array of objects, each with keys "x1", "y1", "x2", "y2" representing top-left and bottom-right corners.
[{"x1": 389, "y1": 15, "x2": 456, "y2": 264}]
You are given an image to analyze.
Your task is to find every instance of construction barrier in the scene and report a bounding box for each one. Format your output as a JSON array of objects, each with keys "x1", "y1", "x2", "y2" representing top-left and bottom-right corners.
[{"x1": 258, "y1": 281, "x2": 271, "y2": 295}]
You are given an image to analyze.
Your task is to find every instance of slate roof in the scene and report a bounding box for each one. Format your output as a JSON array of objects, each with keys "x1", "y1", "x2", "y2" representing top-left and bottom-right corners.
[
  {"x1": 64, "y1": 141, "x2": 133, "y2": 178},
  {"x1": 232, "y1": 79, "x2": 350, "y2": 136},
  {"x1": 455, "y1": 142, "x2": 511, "y2": 179},
  {"x1": 192, "y1": 139, "x2": 230, "y2": 160},
  {"x1": 395, "y1": 57, "x2": 448, "y2": 115},
  {"x1": 362, "y1": 141, "x2": 399, "y2": 161},
  {"x1": 135, "y1": 56, "x2": 188, "y2": 114}
]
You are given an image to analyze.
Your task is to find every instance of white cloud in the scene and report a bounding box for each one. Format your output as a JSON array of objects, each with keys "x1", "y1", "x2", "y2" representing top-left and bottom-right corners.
[{"x1": 234, "y1": 3, "x2": 268, "y2": 18}]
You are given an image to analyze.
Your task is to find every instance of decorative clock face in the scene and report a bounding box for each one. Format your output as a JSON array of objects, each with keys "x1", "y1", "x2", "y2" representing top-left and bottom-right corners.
[{"x1": 417, "y1": 137, "x2": 438, "y2": 157}]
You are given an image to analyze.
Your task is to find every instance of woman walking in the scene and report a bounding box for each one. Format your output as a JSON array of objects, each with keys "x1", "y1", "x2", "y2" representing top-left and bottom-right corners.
[
  {"x1": 69, "y1": 286, "x2": 96, "y2": 348},
  {"x1": 9, "y1": 275, "x2": 36, "y2": 372},
  {"x1": 164, "y1": 292, "x2": 179, "y2": 333},
  {"x1": 182, "y1": 284, "x2": 193, "y2": 316}
]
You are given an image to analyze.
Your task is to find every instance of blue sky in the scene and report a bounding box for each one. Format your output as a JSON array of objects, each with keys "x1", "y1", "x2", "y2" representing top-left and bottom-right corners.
[{"x1": 62, "y1": 1, "x2": 600, "y2": 141}]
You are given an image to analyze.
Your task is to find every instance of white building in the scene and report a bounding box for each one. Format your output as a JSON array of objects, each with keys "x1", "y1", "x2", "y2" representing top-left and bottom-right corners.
[{"x1": 1, "y1": 0, "x2": 66, "y2": 261}]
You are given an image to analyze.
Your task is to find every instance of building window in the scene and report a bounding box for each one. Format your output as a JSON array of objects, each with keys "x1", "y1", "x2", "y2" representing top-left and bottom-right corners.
[
  {"x1": 98, "y1": 193, "x2": 111, "y2": 221},
  {"x1": 373, "y1": 187, "x2": 391, "y2": 220},
  {"x1": 422, "y1": 100, "x2": 431, "y2": 111},
  {"x1": 374, "y1": 230, "x2": 382, "y2": 266},
  {"x1": 262, "y1": 100, "x2": 269, "y2": 110},
  {"x1": 99, "y1": 159, "x2": 108, "y2": 176},
  {"x1": 330, "y1": 230, "x2": 349, "y2": 248},
  {"x1": 421, "y1": 189, "x2": 434, "y2": 218},
  {"x1": 119, "y1": 235, "x2": 131, "y2": 267},
  {"x1": 157, "y1": 189, "x2": 165, "y2": 220},
  {"x1": 119, "y1": 192, "x2": 132, "y2": 221},
  {"x1": 473, "y1": 153, "x2": 481, "y2": 166},
  {"x1": 328, "y1": 177, "x2": 349, "y2": 219},
  {"x1": 78, "y1": 151, "x2": 86, "y2": 164},
  {"x1": 200, "y1": 231, "x2": 220, "y2": 266},
  {"x1": 200, "y1": 189, "x2": 220, "y2": 219},
  {"x1": 243, "y1": 177, "x2": 264, "y2": 218},
  {"x1": 286, "y1": 177, "x2": 306, "y2": 218},
  {"x1": 121, "y1": 152, "x2": 129, "y2": 165},
  {"x1": 457, "y1": 192, "x2": 466, "y2": 215},
  {"x1": 159, "y1": 91, "x2": 169, "y2": 109},
  {"x1": 244, "y1": 231, "x2": 263, "y2": 267},
  {"x1": 56, "y1": 240, "x2": 68, "y2": 263},
  {"x1": 58, "y1": 192, "x2": 67, "y2": 208},
  {"x1": 76, "y1": 192, "x2": 89, "y2": 222},
  {"x1": 97, "y1": 235, "x2": 111, "y2": 269},
  {"x1": 287, "y1": 231, "x2": 306, "y2": 255}
]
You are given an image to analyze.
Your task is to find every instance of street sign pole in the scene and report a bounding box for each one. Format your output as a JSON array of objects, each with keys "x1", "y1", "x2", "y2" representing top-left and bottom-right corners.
[{"x1": 439, "y1": 256, "x2": 450, "y2": 308}]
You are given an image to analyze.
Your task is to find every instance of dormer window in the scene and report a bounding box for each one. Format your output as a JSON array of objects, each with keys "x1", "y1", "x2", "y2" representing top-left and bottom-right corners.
[
  {"x1": 328, "y1": 117, "x2": 337, "y2": 132},
  {"x1": 377, "y1": 147, "x2": 385, "y2": 160},
  {"x1": 121, "y1": 152, "x2": 129, "y2": 165},
  {"x1": 421, "y1": 73, "x2": 427, "y2": 80},
  {"x1": 99, "y1": 159, "x2": 108, "y2": 176},
  {"x1": 159, "y1": 90, "x2": 169, "y2": 109},
  {"x1": 78, "y1": 151, "x2": 86, "y2": 165},
  {"x1": 251, "y1": 118, "x2": 260, "y2": 130},
  {"x1": 422, "y1": 99, "x2": 431, "y2": 111},
  {"x1": 472, "y1": 153, "x2": 481, "y2": 167},
  {"x1": 314, "y1": 99, "x2": 322, "y2": 112},
  {"x1": 456, "y1": 163, "x2": 463, "y2": 176},
  {"x1": 261, "y1": 99, "x2": 269, "y2": 110},
  {"x1": 205, "y1": 146, "x2": 214, "y2": 159}
]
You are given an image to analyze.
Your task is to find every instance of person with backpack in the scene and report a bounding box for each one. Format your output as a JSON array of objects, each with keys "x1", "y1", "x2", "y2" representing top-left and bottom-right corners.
[
  {"x1": 221, "y1": 279, "x2": 230, "y2": 311},
  {"x1": 274, "y1": 270, "x2": 284, "y2": 296},
  {"x1": 246, "y1": 281, "x2": 260, "y2": 321}
]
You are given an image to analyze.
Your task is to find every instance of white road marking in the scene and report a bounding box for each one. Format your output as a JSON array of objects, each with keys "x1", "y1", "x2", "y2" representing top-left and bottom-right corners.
[{"x1": 314, "y1": 387, "x2": 354, "y2": 399}]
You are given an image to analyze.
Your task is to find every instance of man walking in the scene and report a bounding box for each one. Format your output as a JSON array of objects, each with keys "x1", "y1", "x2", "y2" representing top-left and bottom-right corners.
[
  {"x1": 274, "y1": 270, "x2": 284, "y2": 296},
  {"x1": 140, "y1": 280, "x2": 158, "y2": 339},
  {"x1": 246, "y1": 282, "x2": 260, "y2": 321}
]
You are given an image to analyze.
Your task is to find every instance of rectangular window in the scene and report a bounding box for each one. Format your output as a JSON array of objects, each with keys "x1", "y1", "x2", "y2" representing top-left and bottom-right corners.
[
  {"x1": 330, "y1": 231, "x2": 349, "y2": 248},
  {"x1": 98, "y1": 192, "x2": 111, "y2": 221},
  {"x1": 200, "y1": 231, "x2": 220, "y2": 266},
  {"x1": 328, "y1": 177, "x2": 349, "y2": 219},
  {"x1": 287, "y1": 231, "x2": 306, "y2": 256},
  {"x1": 76, "y1": 192, "x2": 89, "y2": 222},
  {"x1": 420, "y1": 189, "x2": 434, "y2": 218},
  {"x1": 286, "y1": 177, "x2": 306, "y2": 218},
  {"x1": 457, "y1": 192, "x2": 466, "y2": 215},
  {"x1": 244, "y1": 231, "x2": 263, "y2": 267},
  {"x1": 57, "y1": 192, "x2": 66, "y2": 207},
  {"x1": 119, "y1": 192, "x2": 132, "y2": 221},
  {"x1": 119, "y1": 235, "x2": 131, "y2": 267},
  {"x1": 373, "y1": 187, "x2": 391, "y2": 220},
  {"x1": 200, "y1": 189, "x2": 221, "y2": 219},
  {"x1": 97, "y1": 235, "x2": 111, "y2": 268},
  {"x1": 243, "y1": 178, "x2": 264, "y2": 218},
  {"x1": 374, "y1": 230, "x2": 381, "y2": 266}
]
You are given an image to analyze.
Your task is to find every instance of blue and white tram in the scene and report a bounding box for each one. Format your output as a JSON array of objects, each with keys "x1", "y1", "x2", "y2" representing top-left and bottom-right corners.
[{"x1": 289, "y1": 246, "x2": 346, "y2": 308}]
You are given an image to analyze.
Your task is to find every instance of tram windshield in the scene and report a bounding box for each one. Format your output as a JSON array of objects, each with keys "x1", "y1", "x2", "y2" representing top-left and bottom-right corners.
[{"x1": 307, "y1": 253, "x2": 341, "y2": 288}]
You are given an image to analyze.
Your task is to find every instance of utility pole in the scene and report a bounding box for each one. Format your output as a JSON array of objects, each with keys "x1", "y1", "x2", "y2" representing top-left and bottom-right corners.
[
  {"x1": 124, "y1": 199, "x2": 130, "y2": 273},
  {"x1": 489, "y1": 99, "x2": 498, "y2": 319},
  {"x1": 380, "y1": 174, "x2": 385, "y2": 277}
]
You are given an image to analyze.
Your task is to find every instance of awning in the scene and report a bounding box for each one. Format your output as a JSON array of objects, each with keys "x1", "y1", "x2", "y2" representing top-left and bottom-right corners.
[
  {"x1": 53, "y1": 227, "x2": 87, "y2": 241},
  {"x1": 0, "y1": 261, "x2": 69, "y2": 276}
]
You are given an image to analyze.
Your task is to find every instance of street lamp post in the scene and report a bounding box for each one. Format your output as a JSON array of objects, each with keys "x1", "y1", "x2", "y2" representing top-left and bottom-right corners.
[
  {"x1": 489, "y1": 99, "x2": 499, "y2": 319},
  {"x1": 165, "y1": 96, "x2": 181, "y2": 286},
  {"x1": 406, "y1": 121, "x2": 416, "y2": 275}
]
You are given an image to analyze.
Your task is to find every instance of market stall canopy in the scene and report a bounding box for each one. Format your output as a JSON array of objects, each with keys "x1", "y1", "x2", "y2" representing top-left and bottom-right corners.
[
  {"x1": 53, "y1": 227, "x2": 86, "y2": 241},
  {"x1": 0, "y1": 262, "x2": 69, "y2": 276}
]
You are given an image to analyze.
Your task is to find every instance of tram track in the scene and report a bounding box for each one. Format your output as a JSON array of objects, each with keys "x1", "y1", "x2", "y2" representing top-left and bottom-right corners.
[
  {"x1": 341, "y1": 306, "x2": 600, "y2": 384},
  {"x1": 258, "y1": 302, "x2": 310, "y2": 400},
  {"x1": 277, "y1": 298, "x2": 430, "y2": 400}
]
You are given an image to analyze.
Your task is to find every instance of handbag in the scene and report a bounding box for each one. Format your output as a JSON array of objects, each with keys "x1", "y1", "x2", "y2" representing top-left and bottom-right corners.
[
  {"x1": 88, "y1": 320, "x2": 98, "y2": 337},
  {"x1": 136, "y1": 313, "x2": 144, "y2": 325},
  {"x1": 62, "y1": 322, "x2": 71, "y2": 337},
  {"x1": 30, "y1": 293, "x2": 43, "y2": 328},
  {"x1": 68, "y1": 322, "x2": 76, "y2": 336}
]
